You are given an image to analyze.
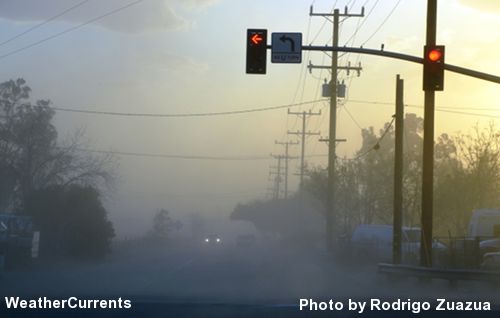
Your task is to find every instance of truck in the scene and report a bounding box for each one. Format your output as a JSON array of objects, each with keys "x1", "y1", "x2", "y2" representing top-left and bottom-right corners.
[
  {"x1": 468, "y1": 209, "x2": 500, "y2": 238},
  {"x1": 465, "y1": 209, "x2": 500, "y2": 269}
]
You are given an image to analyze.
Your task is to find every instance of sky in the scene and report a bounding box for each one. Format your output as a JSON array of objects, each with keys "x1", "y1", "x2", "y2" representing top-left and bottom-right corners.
[{"x1": 0, "y1": 0, "x2": 498, "y2": 237}]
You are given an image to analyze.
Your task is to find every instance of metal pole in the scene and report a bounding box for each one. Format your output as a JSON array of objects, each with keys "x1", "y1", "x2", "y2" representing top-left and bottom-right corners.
[
  {"x1": 420, "y1": 0, "x2": 437, "y2": 267},
  {"x1": 295, "y1": 45, "x2": 500, "y2": 84}
]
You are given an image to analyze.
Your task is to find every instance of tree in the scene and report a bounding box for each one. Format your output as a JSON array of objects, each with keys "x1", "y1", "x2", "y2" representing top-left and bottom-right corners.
[
  {"x1": 149, "y1": 209, "x2": 181, "y2": 240},
  {"x1": 0, "y1": 78, "x2": 113, "y2": 211},
  {"x1": 25, "y1": 185, "x2": 115, "y2": 260},
  {"x1": 300, "y1": 114, "x2": 500, "y2": 238},
  {"x1": 434, "y1": 123, "x2": 500, "y2": 235},
  {"x1": 302, "y1": 114, "x2": 427, "y2": 235},
  {"x1": 231, "y1": 194, "x2": 325, "y2": 244},
  {"x1": 0, "y1": 78, "x2": 115, "y2": 260}
]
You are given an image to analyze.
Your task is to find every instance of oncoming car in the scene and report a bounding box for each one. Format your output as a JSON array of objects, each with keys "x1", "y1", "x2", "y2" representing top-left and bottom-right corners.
[{"x1": 203, "y1": 234, "x2": 222, "y2": 246}]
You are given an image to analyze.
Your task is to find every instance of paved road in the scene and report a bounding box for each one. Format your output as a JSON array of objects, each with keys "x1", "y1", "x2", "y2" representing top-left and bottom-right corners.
[{"x1": 1, "y1": 240, "x2": 499, "y2": 317}]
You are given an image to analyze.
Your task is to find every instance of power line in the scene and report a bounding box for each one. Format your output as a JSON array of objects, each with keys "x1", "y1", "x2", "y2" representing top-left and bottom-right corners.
[
  {"x1": 0, "y1": 0, "x2": 92, "y2": 48},
  {"x1": 347, "y1": 99, "x2": 500, "y2": 119},
  {"x1": 424, "y1": 108, "x2": 500, "y2": 119},
  {"x1": 0, "y1": 0, "x2": 146, "y2": 61},
  {"x1": 342, "y1": 0, "x2": 379, "y2": 46},
  {"x1": 361, "y1": 0, "x2": 402, "y2": 46},
  {"x1": 74, "y1": 148, "x2": 270, "y2": 161},
  {"x1": 120, "y1": 188, "x2": 266, "y2": 199},
  {"x1": 50, "y1": 99, "x2": 326, "y2": 118},
  {"x1": 8, "y1": 98, "x2": 499, "y2": 120},
  {"x1": 342, "y1": 103, "x2": 363, "y2": 130},
  {"x1": 73, "y1": 147, "x2": 327, "y2": 161},
  {"x1": 350, "y1": 115, "x2": 395, "y2": 160}
]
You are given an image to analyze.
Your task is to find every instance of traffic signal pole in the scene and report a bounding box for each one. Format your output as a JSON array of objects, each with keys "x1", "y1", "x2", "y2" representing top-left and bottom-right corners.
[
  {"x1": 420, "y1": 0, "x2": 438, "y2": 268},
  {"x1": 291, "y1": 45, "x2": 500, "y2": 84}
]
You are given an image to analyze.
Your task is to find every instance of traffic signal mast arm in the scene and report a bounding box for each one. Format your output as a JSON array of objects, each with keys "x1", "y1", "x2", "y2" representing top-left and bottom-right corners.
[{"x1": 263, "y1": 44, "x2": 500, "y2": 84}]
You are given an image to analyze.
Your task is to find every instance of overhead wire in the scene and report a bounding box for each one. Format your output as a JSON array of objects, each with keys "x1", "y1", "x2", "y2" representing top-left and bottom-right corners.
[
  {"x1": 0, "y1": 0, "x2": 92, "y2": 48},
  {"x1": 360, "y1": 0, "x2": 403, "y2": 46},
  {"x1": 50, "y1": 99, "x2": 327, "y2": 118},
  {"x1": 38, "y1": 98, "x2": 500, "y2": 120},
  {"x1": 72, "y1": 148, "x2": 270, "y2": 161},
  {"x1": 349, "y1": 115, "x2": 395, "y2": 160},
  {"x1": 346, "y1": 99, "x2": 500, "y2": 120},
  {"x1": 0, "y1": 0, "x2": 146, "y2": 61},
  {"x1": 342, "y1": 0, "x2": 379, "y2": 46},
  {"x1": 73, "y1": 147, "x2": 328, "y2": 162}
]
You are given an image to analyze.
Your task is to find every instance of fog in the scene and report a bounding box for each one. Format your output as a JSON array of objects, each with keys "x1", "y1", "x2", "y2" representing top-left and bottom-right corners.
[
  {"x1": 1, "y1": 1, "x2": 500, "y2": 317},
  {"x1": 3, "y1": 233, "x2": 499, "y2": 305}
]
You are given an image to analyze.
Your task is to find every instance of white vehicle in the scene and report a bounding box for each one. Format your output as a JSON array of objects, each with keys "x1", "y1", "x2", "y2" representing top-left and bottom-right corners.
[
  {"x1": 481, "y1": 252, "x2": 500, "y2": 270},
  {"x1": 350, "y1": 224, "x2": 421, "y2": 262},
  {"x1": 350, "y1": 224, "x2": 446, "y2": 263},
  {"x1": 468, "y1": 209, "x2": 500, "y2": 238}
]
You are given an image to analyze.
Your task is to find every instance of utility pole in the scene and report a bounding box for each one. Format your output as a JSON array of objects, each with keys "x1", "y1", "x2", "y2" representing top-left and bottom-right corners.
[
  {"x1": 275, "y1": 140, "x2": 299, "y2": 198},
  {"x1": 269, "y1": 155, "x2": 285, "y2": 199},
  {"x1": 421, "y1": 0, "x2": 438, "y2": 267},
  {"x1": 275, "y1": 155, "x2": 283, "y2": 200},
  {"x1": 287, "y1": 109, "x2": 321, "y2": 190},
  {"x1": 393, "y1": 75, "x2": 404, "y2": 265},
  {"x1": 310, "y1": 5, "x2": 364, "y2": 253}
]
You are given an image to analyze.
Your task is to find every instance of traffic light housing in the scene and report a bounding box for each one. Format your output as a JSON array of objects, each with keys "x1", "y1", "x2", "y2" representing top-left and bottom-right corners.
[
  {"x1": 246, "y1": 29, "x2": 267, "y2": 74},
  {"x1": 423, "y1": 45, "x2": 445, "y2": 91}
]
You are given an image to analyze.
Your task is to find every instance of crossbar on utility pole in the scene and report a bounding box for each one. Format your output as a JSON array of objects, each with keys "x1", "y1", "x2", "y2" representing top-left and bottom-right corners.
[{"x1": 308, "y1": 61, "x2": 362, "y2": 76}]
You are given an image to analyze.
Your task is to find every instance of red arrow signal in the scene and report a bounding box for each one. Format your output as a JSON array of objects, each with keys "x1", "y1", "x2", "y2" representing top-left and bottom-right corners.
[
  {"x1": 251, "y1": 34, "x2": 263, "y2": 45},
  {"x1": 246, "y1": 29, "x2": 267, "y2": 74}
]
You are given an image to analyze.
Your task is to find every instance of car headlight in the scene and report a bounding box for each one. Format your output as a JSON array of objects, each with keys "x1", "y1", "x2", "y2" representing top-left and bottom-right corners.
[
  {"x1": 205, "y1": 238, "x2": 209, "y2": 243},
  {"x1": 216, "y1": 238, "x2": 221, "y2": 243}
]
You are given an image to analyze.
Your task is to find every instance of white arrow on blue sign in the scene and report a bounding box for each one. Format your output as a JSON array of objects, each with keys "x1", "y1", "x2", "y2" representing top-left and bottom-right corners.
[{"x1": 271, "y1": 32, "x2": 302, "y2": 64}]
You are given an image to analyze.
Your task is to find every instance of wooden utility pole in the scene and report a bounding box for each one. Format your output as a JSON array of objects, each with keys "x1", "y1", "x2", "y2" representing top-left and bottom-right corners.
[
  {"x1": 310, "y1": 5, "x2": 364, "y2": 253},
  {"x1": 393, "y1": 75, "x2": 404, "y2": 264},
  {"x1": 275, "y1": 140, "x2": 299, "y2": 198},
  {"x1": 269, "y1": 155, "x2": 284, "y2": 200},
  {"x1": 287, "y1": 109, "x2": 321, "y2": 191}
]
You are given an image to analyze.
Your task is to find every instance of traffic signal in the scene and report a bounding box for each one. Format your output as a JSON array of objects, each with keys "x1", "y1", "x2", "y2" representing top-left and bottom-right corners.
[
  {"x1": 246, "y1": 29, "x2": 267, "y2": 74},
  {"x1": 423, "y1": 45, "x2": 445, "y2": 91}
]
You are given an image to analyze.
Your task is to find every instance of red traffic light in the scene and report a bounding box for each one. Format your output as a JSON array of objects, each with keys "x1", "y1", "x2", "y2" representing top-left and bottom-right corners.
[
  {"x1": 246, "y1": 29, "x2": 267, "y2": 74},
  {"x1": 423, "y1": 45, "x2": 445, "y2": 91},
  {"x1": 428, "y1": 49, "x2": 442, "y2": 62}
]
